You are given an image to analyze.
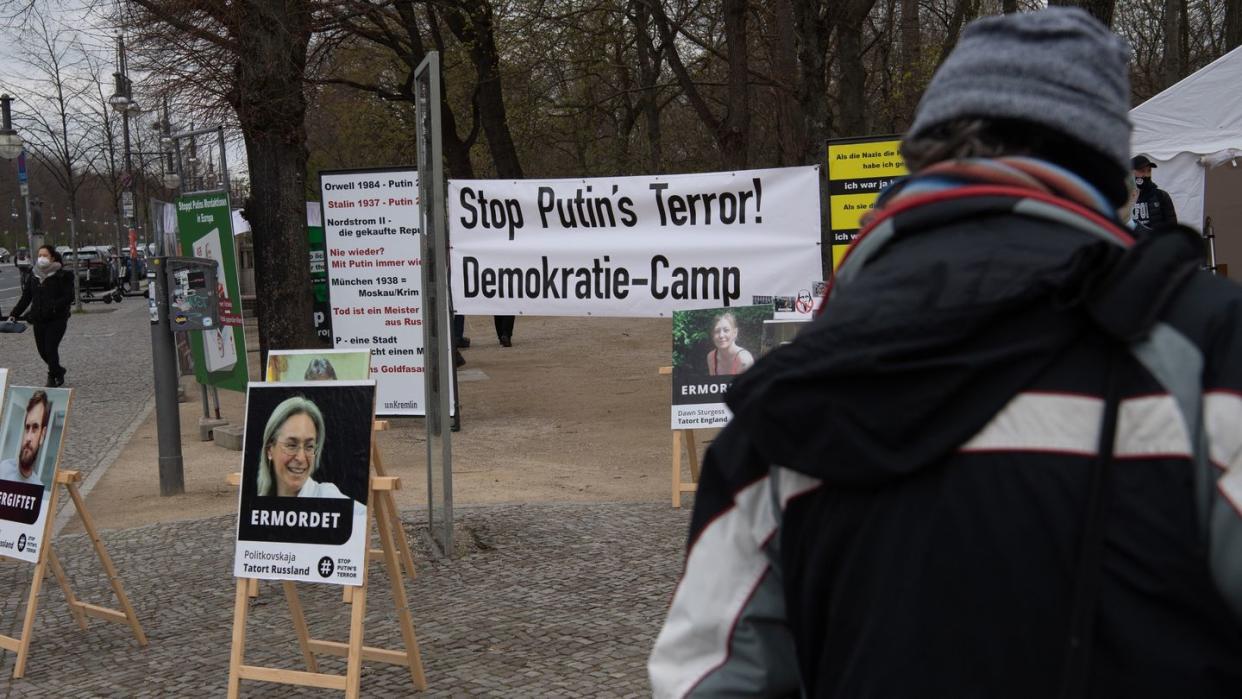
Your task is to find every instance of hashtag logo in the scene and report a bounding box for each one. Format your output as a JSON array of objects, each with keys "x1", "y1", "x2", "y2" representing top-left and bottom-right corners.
[{"x1": 317, "y1": 556, "x2": 334, "y2": 578}]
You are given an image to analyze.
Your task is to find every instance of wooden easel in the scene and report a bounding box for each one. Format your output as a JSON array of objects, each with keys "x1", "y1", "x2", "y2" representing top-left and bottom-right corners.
[
  {"x1": 368, "y1": 420, "x2": 418, "y2": 580},
  {"x1": 1, "y1": 469, "x2": 147, "y2": 678},
  {"x1": 225, "y1": 444, "x2": 426, "y2": 697},
  {"x1": 660, "y1": 366, "x2": 702, "y2": 509}
]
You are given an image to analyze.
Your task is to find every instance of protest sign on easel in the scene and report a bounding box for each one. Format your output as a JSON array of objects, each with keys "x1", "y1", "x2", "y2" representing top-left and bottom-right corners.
[
  {"x1": 0, "y1": 386, "x2": 146, "y2": 678},
  {"x1": 659, "y1": 366, "x2": 702, "y2": 509},
  {"x1": 665, "y1": 305, "x2": 774, "y2": 508},
  {"x1": 264, "y1": 350, "x2": 417, "y2": 580},
  {"x1": 227, "y1": 381, "x2": 425, "y2": 697}
]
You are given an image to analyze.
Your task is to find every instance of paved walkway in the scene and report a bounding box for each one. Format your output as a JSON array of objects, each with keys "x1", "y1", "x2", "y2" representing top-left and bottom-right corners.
[
  {"x1": 0, "y1": 502, "x2": 687, "y2": 696},
  {"x1": 0, "y1": 297, "x2": 155, "y2": 488},
  {"x1": 0, "y1": 292, "x2": 693, "y2": 696}
]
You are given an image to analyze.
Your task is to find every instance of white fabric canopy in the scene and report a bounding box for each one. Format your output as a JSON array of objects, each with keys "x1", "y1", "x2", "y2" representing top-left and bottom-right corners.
[{"x1": 1131, "y1": 45, "x2": 1242, "y2": 228}]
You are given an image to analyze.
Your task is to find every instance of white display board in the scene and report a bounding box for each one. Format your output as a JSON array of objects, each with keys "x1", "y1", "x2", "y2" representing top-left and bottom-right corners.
[
  {"x1": 233, "y1": 382, "x2": 374, "y2": 586},
  {"x1": 319, "y1": 168, "x2": 426, "y2": 416},
  {"x1": 449, "y1": 166, "x2": 823, "y2": 317},
  {"x1": 0, "y1": 386, "x2": 71, "y2": 563}
]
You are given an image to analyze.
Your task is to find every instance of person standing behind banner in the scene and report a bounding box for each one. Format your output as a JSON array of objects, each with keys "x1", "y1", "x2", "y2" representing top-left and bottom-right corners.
[
  {"x1": 494, "y1": 315, "x2": 515, "y2": 347},
  {"x1": 8, "y1": 246, "x2": 74, "y2": 388},
  {"x1": 705, "y1": 311, "x2": 754, "y2": 376},
  {"x1": 1131, "y1": 154, "x2": 1178, "y2": 228}
]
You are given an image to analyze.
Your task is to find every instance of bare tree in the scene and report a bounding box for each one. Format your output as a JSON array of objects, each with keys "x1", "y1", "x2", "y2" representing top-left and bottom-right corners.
[
  {"x1": 6, "y1": 8, "x2": 100, "y2": 310},
  {"x1": 1049, "y1": 0, "x2": 1116, "y2": 27},
  {"x1": 1229, "y1": 0, "x2": 1242, "y2": 51},
  {"x1": 647, "y1": 0, "x2": 752, "y2": 169},
  {"x1": 128, "y1": 0, "x2": 324, "y2": 355}
]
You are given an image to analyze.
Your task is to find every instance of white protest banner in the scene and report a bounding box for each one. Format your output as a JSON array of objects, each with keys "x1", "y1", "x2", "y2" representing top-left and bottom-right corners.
[
  {"x1": 449, "y1": 166, "x2": 822, "y2": 317},
  {"x1": 319, "y1": 168, "x2": 426, "y2": 416}
]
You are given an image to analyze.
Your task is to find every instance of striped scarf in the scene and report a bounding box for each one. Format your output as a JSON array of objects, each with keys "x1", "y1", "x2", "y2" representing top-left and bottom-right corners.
[{"x1": 864, "y1": 157, "x2": 1116, "y2": 228}]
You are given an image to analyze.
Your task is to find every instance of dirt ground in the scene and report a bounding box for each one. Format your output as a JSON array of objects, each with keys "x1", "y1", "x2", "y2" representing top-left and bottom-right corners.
[{"x1": 75, "y1": 315, "x2": 707, "y2": 531}]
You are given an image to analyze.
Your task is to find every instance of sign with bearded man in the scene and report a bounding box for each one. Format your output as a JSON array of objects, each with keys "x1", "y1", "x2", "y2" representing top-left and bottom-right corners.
[{"x1": 0, "y1": 386, "x2": 72, "y2": 563}]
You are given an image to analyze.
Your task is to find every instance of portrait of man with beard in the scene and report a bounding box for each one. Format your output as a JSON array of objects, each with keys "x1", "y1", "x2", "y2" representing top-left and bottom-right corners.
[{"x1": 0, "y1": 391, "x2": 52, "y2": 486}]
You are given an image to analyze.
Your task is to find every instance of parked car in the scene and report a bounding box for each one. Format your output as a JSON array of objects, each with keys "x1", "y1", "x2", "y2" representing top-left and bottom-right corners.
[
  {"x1": 63, "y1": 247, "x2": 118, "y2": 291},
  {"x1": 0, "y1": 247, "x2": 9, "y2": 263}
]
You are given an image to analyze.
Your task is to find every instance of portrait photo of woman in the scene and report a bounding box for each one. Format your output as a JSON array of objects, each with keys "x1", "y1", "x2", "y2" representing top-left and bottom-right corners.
[
  {"x1": 705, "y1": 311, "x2": 755, "y2": 376},
  {"x1": 235, "y1": 381, "x2": 375, "y2": 562},
  {"x1": 256, "y1": 396, "x2": 350, "y2": 500}
]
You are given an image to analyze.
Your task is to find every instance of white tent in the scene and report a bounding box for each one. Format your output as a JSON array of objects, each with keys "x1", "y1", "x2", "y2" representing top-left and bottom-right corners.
[{"x1": 1130, "y1": 45, "x2": 1242, "y2": 230}]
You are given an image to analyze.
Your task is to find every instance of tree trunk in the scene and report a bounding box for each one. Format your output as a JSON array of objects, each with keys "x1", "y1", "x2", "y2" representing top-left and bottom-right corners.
[
  {"x1": 791, "y1": 0, "x2": 831, "y2": 164},
  {"x1": 772, "y1": 0, "x2": 803, "y2": 166},
  {"x1": 938, "y1": 0, "x2": 977, "y2": 70},
  {"x1": 233, "y1": 0, "x2": 317, "y2": 357},
  {"x1": 1161, "y1": 0, "x2": 1184, "y2": 88},
  {"x1": 720, "y1": 0, "x2": 751, "y2": 169},
  {"x1": 836, "y1": 12, "x2": 870, "y2": 136},
  {"x1": 631, "y1": 0, "x2": 663, "y2": 172},
  {"x1": 1228, "y1": 0, "x2": 1242, "y2": 51},
  {"x1": 791, "y1": 0, "x2": 832, "y2": 274},
  {"x1": 899, "y1": 0, "x2": 921, "y2": 127},
  {"x1": 442, "y1": 1, "x2": 523, "y2": 179},
  {"x1": 1048, "y1": 0, "x2": 1114, "y2": 27}
]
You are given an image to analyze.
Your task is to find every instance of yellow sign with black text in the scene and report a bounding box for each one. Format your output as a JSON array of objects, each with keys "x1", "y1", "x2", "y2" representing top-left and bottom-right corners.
[{"x1": 826, "y1": 136, "x2": 908, "y2": 270}]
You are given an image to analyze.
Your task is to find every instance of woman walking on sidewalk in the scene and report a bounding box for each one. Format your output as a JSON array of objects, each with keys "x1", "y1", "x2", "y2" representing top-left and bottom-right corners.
[{"x1": 8, "y1": 245, "x2": 74, "y2": 387}]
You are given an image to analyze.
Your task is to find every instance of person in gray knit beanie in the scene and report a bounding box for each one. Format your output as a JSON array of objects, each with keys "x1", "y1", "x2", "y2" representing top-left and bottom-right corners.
[{"x1": 902, "y1": 6, "x2": 1132, "y2": 206}]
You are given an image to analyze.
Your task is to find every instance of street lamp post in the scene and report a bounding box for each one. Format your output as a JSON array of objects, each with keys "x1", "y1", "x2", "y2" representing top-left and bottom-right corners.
[
  {"x1": 109, "y1": 33, "x2": 141, "y2": 300},
  {"x1": 144, "y1": 98, "x2": 184, "y2": 496},
  {"x1": 0, "y1": 95, "x2": 39, "y2": 281}
]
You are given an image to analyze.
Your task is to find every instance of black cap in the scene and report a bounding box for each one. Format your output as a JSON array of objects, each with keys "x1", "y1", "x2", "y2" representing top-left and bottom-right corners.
[{"x1": 1131, "y1": 155, "x2": 1158, "y2": 169}]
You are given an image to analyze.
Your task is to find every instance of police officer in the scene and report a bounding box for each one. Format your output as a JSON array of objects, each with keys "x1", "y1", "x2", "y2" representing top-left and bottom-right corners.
[{"x1": 1131, "y1": 154, "x2": 1178, "y2": 228}]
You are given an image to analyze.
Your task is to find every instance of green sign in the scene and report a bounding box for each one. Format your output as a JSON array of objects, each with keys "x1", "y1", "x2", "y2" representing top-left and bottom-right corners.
[
  {"x1": 307, "y1": 202, "x2": 332, "y2": 346},
  {"x1": 176, "y1": 192, "x2": 249, "y2": 391}
]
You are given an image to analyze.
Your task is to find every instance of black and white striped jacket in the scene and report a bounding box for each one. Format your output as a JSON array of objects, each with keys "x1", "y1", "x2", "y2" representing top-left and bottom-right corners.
[{"x1": 650, "y1": 187, "x2": 1242, "y2": 698}]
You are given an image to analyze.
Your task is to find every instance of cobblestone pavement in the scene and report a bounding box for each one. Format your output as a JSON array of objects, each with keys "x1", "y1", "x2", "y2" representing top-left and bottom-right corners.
[
  {"x1": 0, "y1": 502, "x2": 690, "y2": 696},
  {"x1": 0, "y1": 296, "x2": 155, "y2": 487}
]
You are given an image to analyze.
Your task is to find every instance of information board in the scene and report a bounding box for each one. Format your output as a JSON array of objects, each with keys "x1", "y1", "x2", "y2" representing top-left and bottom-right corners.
[
  {"x1": 319, "y1": 168, "x2": 426, "y2": 416},
  {"x1": 233, "y1": 381, "x2": 373, "y2": 586},
  {"x1": 826, "y1": 136, "x2": 908, "y2": 270},
  {"x1": 307, "y1": 202, "x2": 332, "y2": 346},
  {"x1": 176, "y1": 192, "x2": 249, "y2": 392}
]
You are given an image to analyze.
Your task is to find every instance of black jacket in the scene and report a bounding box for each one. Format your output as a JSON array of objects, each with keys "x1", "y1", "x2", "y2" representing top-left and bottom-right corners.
[
  {"x1": 12, "y1": 267, "x2": 74, "y2": 323},
  {"x1": 650, "y1": 189, "x2": 1242, "y2": 698},
  {"x1": 1133, "y1": 177, "x2": 1178, "y2": 228}
]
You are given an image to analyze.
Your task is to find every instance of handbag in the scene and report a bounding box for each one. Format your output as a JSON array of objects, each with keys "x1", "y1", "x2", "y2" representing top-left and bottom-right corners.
[{"x1": 0, "y1": 320, "x2": 27, "y2": 333}]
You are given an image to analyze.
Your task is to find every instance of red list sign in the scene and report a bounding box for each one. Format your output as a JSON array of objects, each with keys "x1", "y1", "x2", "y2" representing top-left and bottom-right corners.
[{"x1": 319, "y1": 168, "x2": 425, "y2": 416}]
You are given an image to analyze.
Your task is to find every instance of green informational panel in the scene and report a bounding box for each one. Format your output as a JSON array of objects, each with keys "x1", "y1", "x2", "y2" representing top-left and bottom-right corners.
[
  {"x1": 307, "y1": 202, "x2": 332, "y2": 346},
  {"x1": 176, "y1": 192, "x2": 249, "y2": 391}
]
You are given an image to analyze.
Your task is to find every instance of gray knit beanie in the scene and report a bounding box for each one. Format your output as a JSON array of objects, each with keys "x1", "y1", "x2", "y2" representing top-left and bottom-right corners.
[{"x1": 907, "y1": 7, "x2": 1132, "y2": 174}]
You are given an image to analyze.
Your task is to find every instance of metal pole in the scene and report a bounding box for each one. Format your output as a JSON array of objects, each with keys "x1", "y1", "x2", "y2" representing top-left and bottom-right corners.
[
  {"x1": 21, "y1": 176, "x2": 34, "y2": 257},
  {"x1": 120, "y1": 36, "x2": 137, "y2": 297},
  {"x1": 200, "y1": 383, "x2": 210, "y2": 419},
  {"x1": 141, "y1": 91, "x2": 186, "y2": 495},
  {"x1": 150, "y1": 255, "x2": 184, "y2": 495},
  {"x1": 215, "y1": 127, "x2": 239, "y2": 408},
  {"x1": 1204, "y1": 216, "x2": 1220, "y2": 274}
]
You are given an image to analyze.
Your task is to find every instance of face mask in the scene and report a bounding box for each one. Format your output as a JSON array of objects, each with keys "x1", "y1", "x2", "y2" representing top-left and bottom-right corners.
[{"x1": 35, "y1": 257, "x2": 51, "y2": 268}]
